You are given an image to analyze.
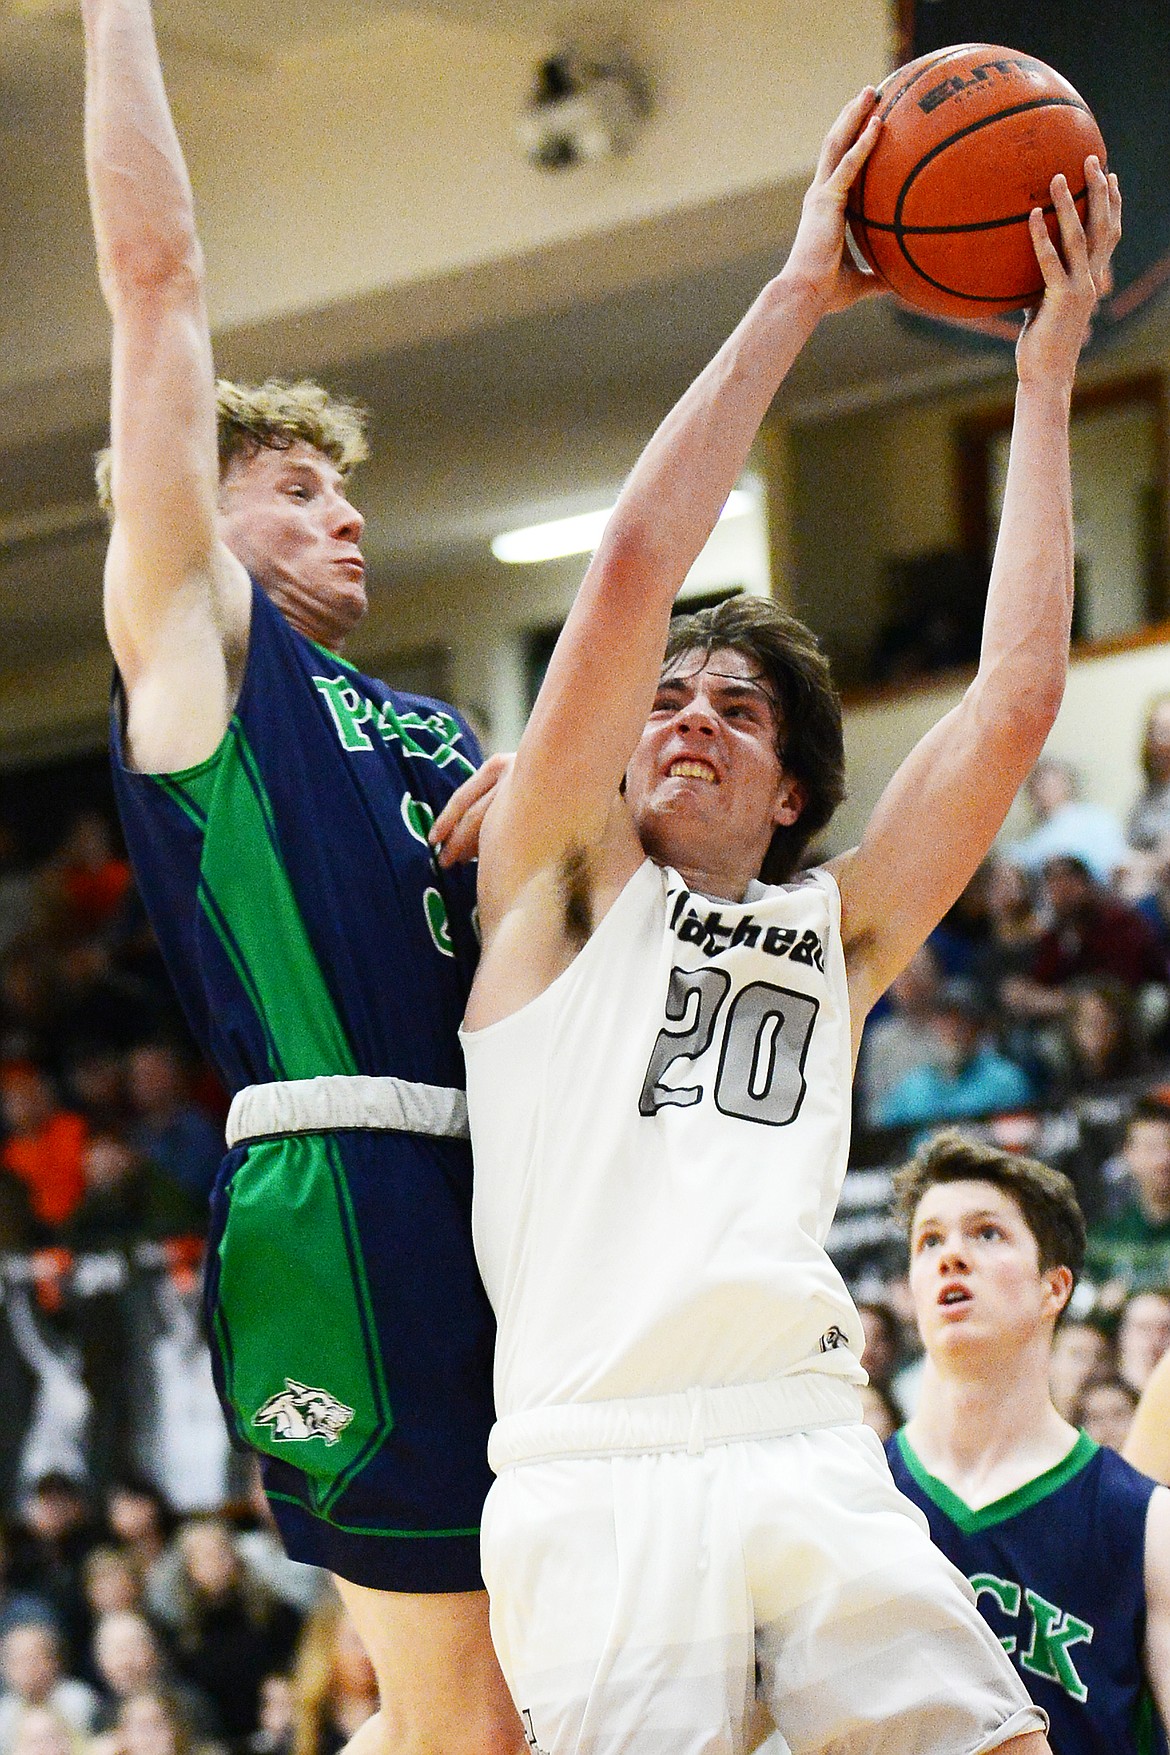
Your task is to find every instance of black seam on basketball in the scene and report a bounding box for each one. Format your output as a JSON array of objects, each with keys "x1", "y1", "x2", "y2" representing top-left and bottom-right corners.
[
  {"x1": 891, "y1": 96, "x2": 1091, "y2": 236},
  {"x1": 884, "y1": 97, "x2": 1094, "y2": 299},
  {"x1": 847, "y1": 183, "x2": 1089, "y2": 237}
]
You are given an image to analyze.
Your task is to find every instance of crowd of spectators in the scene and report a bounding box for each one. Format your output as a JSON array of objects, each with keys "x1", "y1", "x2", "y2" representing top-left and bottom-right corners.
[
  {"x1": 849, "y1": 695, "x2": 1170, "y2": 1463},
  {"x1": 0, "y1": 804, "x2": 221, "y2": 1257},
  {"x1": 0, "y1": 1467, "x2": 379, "y2": 1755},
  {"x1": 1, "y1": 703, "x2": 1170, "y2": 1744}
]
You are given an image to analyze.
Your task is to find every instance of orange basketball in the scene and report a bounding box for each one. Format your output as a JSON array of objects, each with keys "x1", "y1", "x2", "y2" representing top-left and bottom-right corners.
[{"x1": 846, "y1": 44, "x2": 1106, "y2": 321}]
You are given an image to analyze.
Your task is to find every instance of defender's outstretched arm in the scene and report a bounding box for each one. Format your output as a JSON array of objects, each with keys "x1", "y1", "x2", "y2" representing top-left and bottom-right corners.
[{"x1": 85, "y1": 0, "x2": 249, "y2": 770}]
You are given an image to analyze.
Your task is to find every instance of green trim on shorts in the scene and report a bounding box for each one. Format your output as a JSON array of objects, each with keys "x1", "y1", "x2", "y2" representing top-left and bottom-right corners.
[
  {"x1": 159, "y1": 717, "x2": 359, "y2": 1081},
  {"x1": 266, "y1": 1488, "x2": 480, "y2": 1539},
  {"x1": 894, "y1": 1429, "x2": 1098, "y2": 1533},
  {"x1": 214, "y1": 1134, "x2": 394, "y2": 1515}
]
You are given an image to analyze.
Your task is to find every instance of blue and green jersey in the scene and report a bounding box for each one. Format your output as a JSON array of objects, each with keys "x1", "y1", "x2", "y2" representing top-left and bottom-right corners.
[
  {"x1": 110, "y1": 581, "x2": 482, "y2": 1096},
  {"x1": 889, "y1": 1429, "x2": 1166, "y2": 1755}
]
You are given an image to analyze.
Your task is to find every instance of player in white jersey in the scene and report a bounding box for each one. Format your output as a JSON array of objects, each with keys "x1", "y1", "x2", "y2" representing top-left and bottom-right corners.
[{"x1": 447, "y1": 86, "x2": 1121, "y2": 1755}]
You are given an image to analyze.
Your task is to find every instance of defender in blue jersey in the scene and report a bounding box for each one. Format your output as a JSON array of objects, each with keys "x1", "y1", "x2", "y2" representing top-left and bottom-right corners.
[
  {"x1": 83, "y1": 2, "x2": 521, "y2": 1750},
  {"x1": 890, "y1": 1131, "x2": 1170, "y2": 1754}
]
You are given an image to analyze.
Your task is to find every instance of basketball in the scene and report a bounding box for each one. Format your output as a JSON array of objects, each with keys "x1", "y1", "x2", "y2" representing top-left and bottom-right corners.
[{"x1": 846, "y1": 44, "x2": 1107, "y2": 321}]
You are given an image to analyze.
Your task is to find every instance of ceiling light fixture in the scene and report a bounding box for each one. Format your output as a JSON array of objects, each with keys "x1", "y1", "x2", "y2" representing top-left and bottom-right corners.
[{"x1": 491, "y1": 489, "x2": 754, "y2": 565}]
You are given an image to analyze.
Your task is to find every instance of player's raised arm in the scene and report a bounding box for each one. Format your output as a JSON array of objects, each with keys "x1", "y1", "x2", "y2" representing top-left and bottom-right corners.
[
  {"x1": 833, "y1": 159, "x2": 1122, "y2": 1031},
  {"x1": 84, "y1": 0, "x2": 249, "y2": 770},
  {"x1": 474, "y1": 87, "x2": 883, "y2": 926}
]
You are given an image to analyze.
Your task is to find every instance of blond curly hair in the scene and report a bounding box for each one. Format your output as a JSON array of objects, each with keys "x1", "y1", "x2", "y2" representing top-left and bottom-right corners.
[{"x1": 94, "y1": 378, "x2": 370, "y2": 516}]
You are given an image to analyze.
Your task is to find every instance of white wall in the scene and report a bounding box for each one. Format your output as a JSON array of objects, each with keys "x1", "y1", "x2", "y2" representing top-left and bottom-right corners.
[{"x1": 833, "y1": 639, "x2": 1170, "y2": 858}]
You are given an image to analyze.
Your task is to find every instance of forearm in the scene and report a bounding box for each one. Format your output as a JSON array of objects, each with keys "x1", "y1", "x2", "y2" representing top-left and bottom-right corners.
[
  {"x1": 84, "y1": 0, "x2": 202, "y2": 305},
  {"x1": 973, "y1": 375, "x2": 1074, "y2": 741},
  {"x1": 592, "y1": 272, "x2": 824, "y2": 603}
]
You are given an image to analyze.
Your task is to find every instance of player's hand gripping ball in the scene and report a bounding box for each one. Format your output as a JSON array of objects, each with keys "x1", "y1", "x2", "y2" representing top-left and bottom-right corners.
[{"x1": 846, "y1": 44, "x2": 1107, "y2": 321}]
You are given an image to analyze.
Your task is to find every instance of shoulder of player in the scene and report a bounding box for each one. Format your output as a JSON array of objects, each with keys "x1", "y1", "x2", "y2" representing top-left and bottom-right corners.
[{"x1": 110, "y1": 542, "x2": 251, "y2": 772}]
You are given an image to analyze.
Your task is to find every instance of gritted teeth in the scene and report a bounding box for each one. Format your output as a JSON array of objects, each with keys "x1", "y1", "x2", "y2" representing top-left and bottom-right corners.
[{"x1": 669, "y1": 759, "x2": 717, "y2": 782}]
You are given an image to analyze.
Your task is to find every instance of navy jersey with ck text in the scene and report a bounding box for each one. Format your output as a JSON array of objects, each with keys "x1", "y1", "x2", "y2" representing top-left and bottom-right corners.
[
  {"x1": 888, "y1": 1430, "x2": 1166, "y2": 1755},
  {"x1": 110, "y1": 581, "x2": 481, "y2": 1095}
]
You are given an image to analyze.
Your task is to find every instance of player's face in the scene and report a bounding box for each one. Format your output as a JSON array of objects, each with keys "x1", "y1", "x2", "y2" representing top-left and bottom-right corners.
[
  {"x1": 908, "y1": 1178, "x2": 1069, "y2": 1367},
  {"x1": 624, "y1": 647, "x2": 804, "y2": 895},
  {"x1": 217, "y1": 443, "x2": 367, "y2": 646}
]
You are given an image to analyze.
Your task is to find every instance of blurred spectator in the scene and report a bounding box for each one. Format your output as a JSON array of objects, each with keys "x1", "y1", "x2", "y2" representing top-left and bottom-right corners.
[
  {"x1": 288, "y1": 1596, "x2": 376, "y2": 1755},
  {"x1": 1085, "y1": 1098, "x2": 1170, "y2": 1298},
  {"x1": 1003, "y1": 856, "x2": 1169, "y2": 1025},
  {"x1": 81, "y1": 1550, "x2": 143, "y2": 1628},
  {"x1": 859, "y1": 1382, "x2": 902, "y2": 1444},
  {"x1": 1048, "y1": 1316, "x2": 1114, "y2": 1420},
  {"x1": 104, "y1": 1487, "x2": 173, "y2": 1590},
  {"x1": 61, "y1": 1047, "x2": 130, "y2": 1139},
  {"x1": 1116, "y1": 1289, "x2": 1170, "y2": 1395},
  {"x1": 8, "y1": 1707, "x2": 79, "y2": 1755},
  {"x1": 0, "y1": 1069, "x2": 86, "y2": 1231},
  {"x1": 1007, "y1": 755, "x2": 1129, "y2": 884},
  {"x1": 89, "y1": 1613, "x2": 215, "y2": 1739},
  {"x1": 0, "y1": 947, "x2": 61, "y2": 1074},
  {"x1": 152, "y1": 1519, "x2": 300, "y2": 1741},
  {"x1": 1127, "y1": 692, "x2": 1170, "y2": 856},
  {"x1": 63, "y1": 1136, "x2": 204, "y2": 1252},
  {"x1": 126, "y1": 1047, "x2": 222, "y2": 1207},
  {"x1": 980, "y1": 856, "x2": 1044, "y2": 983},
  {"x1": 856, "y1": 1301, "x2": 904, "y2": 1400},
  {"x1": 38, "y1": 816, "x2": 131, "y2": 944},
  {"x1": 1042, "y1": 976, "x2": 1149, "y2": 1099},
  {"x1": 1133, "y1": 833, "x2": 1170, "y2": 944},
  {"x1": 874, "y1": 980, "x2": 1034, "y2": 1129},
  {"x1": 246, "y1": 1674, "x2": 294, "y2": 1755},
  {"x1": 1069, "y1": 1373, "x2": 1139, "y2": 1451},
  {"x1": 0, "y1": 1620, "x2": 97, "y2": 1749},
  {"x1": 6, "y1": 1479, "x2": 98, "y2": 1674},
  {"x1": 858, "y1": 948, "x2": 943, "y2": 1125},
  {"x1": 106, "y1": 1688, "x2": 224, "y2": 1755}
]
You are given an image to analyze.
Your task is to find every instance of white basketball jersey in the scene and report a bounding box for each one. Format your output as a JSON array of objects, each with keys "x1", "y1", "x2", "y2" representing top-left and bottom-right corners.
[{"x1": 463, "y1": 859, "x2": 866, "y2": 1421}]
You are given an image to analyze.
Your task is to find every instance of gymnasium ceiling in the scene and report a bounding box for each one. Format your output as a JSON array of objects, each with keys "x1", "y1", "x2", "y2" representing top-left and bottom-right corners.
[{"x1": 0, "y1": 0, "x2": 1165, "y2": 750}]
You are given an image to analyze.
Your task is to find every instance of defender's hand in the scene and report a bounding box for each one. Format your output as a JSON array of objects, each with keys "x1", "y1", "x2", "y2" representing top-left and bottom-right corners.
[
  {"x1": 782, "y1": 86, "x2": 885, "y2": 315},
  {"x1": 430, "y1": 752, "x2": 514, "y2": 866}
]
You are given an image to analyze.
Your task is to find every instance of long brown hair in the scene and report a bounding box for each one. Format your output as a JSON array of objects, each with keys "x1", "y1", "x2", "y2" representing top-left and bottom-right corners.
[{"x1": 663, "y1": 596, "x2": 845, "y2": 881}]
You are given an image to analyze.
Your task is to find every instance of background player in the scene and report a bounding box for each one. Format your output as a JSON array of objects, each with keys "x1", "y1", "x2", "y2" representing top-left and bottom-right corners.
[
  {"x1": 82, "y1": 0, "x2": 519, "y2": 1749},
  {"x1": 890, "y1": 1129, "x2": 1170, "y2": 1752},
  {"x1": 458, "y1": 84, "x2": 1121, "y2": 1755}
]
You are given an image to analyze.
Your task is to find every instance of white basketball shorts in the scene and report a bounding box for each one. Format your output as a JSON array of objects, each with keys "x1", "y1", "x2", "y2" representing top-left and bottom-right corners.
[{"x1": 481, "y1": 1408, "x2": 1045, "y2": 1755}]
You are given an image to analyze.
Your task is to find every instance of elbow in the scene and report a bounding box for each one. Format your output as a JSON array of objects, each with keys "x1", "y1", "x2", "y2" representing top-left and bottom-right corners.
[
  {"x1": 591, "y1": 517, "x2": 665, "y2": 598},
  {"x1": 100, "y1": 230, "x2": 205, "y2": 311}
]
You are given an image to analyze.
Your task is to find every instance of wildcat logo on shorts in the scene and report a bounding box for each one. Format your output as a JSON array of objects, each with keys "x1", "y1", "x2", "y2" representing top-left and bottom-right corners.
[{"x1": 254, "y1": 1379, "x2": 356, "y2": 1445}]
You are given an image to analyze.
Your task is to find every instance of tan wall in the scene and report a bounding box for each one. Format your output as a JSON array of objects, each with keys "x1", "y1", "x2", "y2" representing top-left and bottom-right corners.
[{"x1": 0, "y1": 0, "x2": 893, "y2": 432}]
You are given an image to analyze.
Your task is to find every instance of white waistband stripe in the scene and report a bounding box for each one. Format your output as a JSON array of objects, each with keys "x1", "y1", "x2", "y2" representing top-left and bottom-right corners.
[
  {"x1": 225, "y1": 1074, "x2": 469, "y2": 1147},
  {"x1": 488, "y1": 1374, "x2": 862, "y2": 1472}
]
